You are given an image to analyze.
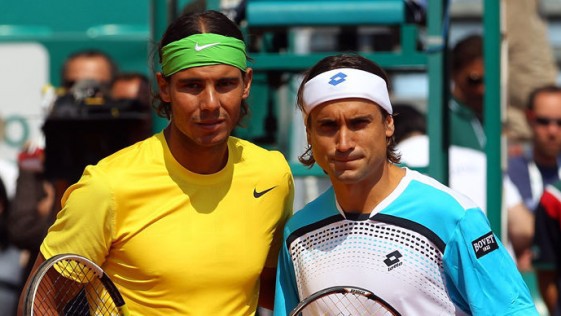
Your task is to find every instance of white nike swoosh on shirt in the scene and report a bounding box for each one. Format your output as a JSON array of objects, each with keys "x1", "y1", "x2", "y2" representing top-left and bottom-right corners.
[{"x1": 194, "y1": 42, "x2": 220, "y2": 51}]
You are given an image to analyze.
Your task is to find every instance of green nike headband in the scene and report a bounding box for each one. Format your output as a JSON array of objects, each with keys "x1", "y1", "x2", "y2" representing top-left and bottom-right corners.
[{"x1": 161, "y1": 33, "x2": 247, "y2": 77}]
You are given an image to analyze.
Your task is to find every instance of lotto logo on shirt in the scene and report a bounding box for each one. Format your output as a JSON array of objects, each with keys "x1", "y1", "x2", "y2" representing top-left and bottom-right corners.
[
  {"x1": 471, "y1": 232, "x2": 498, "y2": 258},
  {"x1": 383, "y1": 250, "x2": 403, "y2": 271}
]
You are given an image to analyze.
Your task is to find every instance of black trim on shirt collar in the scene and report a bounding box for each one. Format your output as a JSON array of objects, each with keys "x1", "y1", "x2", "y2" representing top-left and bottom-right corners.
[
  {"x1": 344, "y1": 212, "x2": 371, "y2": 221},
  {"x1": 286, "y1": 213, "x2": 446, "y2": 253},
  {"x1": 373, "y1": 213, "x2": 446, "y2": 253},
  {"x1": 286, "y1": 215, "x2": 344, "y2": 248}
]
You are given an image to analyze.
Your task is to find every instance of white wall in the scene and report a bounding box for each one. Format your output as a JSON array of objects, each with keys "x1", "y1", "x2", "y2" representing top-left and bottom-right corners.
[{"x1": 0, "y1": 42, "x2": 49, "y2": 197}]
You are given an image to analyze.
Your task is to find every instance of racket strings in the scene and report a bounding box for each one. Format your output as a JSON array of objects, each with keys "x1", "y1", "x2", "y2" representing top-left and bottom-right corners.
[
  {"x1": 32, "y1": 259, "x2": 120, "y2": 315},
  {"x1": 306, "y1": 292, "x2": 396, "y2": 316}
]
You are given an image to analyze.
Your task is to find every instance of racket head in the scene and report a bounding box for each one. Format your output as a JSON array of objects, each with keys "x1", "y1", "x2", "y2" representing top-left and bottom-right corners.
[
  {"x1": 289, "y1": 286, "x2": 400, "y2": 316},
  {"x1": 23, "y1": 253, "x2": 129, "y2": 316}
]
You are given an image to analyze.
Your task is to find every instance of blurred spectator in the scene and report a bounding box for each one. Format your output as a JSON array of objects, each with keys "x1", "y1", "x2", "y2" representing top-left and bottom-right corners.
[
  {"x1": 504, "y1": 175, "x2": 535, "y2": 272},
  {"x1": 446, "y1": 35, "x2": 491, "y2": 212},
  {"x1": 110, "y1": 72, "x2": 153, "y2": 141},
  {"x1": 395, "y1": 103, "x2": 487, "y2": 211},
  {"x1": 448, "y1": 1, "x2": 558, "y2": 157},
  {"x1": 0, "y1": 159, "x2": 17, "y2": 201},
  {"x1": 8, "y1": 48, "x2": 118, "y2": 287},
  {"x1": 508, "y1": 85, "x2": 561, "y2": 213},
  {"x1": 111, "y1": 72, "x2": 150, "y2": 105},
  {"x1": 449, "y1": 33, "x2": 485, "y2": 152},
  {"x1": 8, "y1": 145, "x2": 55, "y2": 287},
  {"x1": 393, "y1": 103, "x2": 426, "y2": 144},
  {"x1": 393, "y1": 104, "x2": 429, "y2": 168},
  {"x1": 506, "y1": 0, "x2": 559, "y2": 152},
  {"x1": 0, "y1": 117, "x2": 19, "y2": 201},
  {"x1": 44, "y1": 50, "x2": 120, "y2": 197},
  {"x1": 532, "y1": 180, "x2": 561, "y2": 315},
  {"x1": 394, "y1": 104, "x2": 534, "y2": 269},
  {"x1": 0, "y1": 175, "x2": 24, "y2": 316},
  {"x1": 60, "y1": 49, "x2": 117, "y2": 93},
  {"x1": 447, "y1": 3, "x2": 559, "y2": 305}
]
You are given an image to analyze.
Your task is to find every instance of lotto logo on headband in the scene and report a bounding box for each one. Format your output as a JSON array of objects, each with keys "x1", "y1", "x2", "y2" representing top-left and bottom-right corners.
[
  {"x1": 329, "y1": 72, "x2": 347, "y2": 86},
  {"x1": 302, "y1": 68, "x2": 393, "y2": 121}
]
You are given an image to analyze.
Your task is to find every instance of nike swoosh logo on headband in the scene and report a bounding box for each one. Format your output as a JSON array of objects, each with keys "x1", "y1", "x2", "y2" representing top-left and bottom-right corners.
[{"x1": 194, "y1": 42, "x2": 220, "y2": 51}]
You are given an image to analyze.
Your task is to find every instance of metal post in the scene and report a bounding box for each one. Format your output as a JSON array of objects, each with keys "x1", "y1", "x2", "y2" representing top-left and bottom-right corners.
[
  {"x1": 427, "y1": 0, "x2": 449, "y2": 184},
  {"x1": 205, "y1": 0, "x2": 221, "y2": 10},
  {"x1": 150, "y1": 0, "x2": 172, "y2": 132},
  {"x1": 483, "y1": 0, "x2": 503, "y2": 237}
]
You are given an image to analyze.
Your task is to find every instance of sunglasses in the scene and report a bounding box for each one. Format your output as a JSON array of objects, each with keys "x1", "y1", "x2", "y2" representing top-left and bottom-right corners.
[
  {"x1": 466, "y1": 73, "x2": 484, "y2": 86},
  {"x1": 62, "y1": 80, "x2": 76, "y2": 89},
  {"x1": 535, "y1": 116, "x2": 561, "y2": 127}
]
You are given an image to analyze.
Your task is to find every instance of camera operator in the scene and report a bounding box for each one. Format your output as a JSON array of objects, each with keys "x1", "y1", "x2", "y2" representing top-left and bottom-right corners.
[
  {"x1": 60, "y1": 49, "x2": 116, "y2": 93},
  {"x1": 8, "y1": 49, "x2": 118, "y2": 286}
]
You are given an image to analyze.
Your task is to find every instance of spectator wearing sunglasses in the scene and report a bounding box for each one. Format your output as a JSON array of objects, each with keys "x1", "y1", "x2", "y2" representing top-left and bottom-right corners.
[
  {"x1": 506, "y1": 0, "x2": 559, "y2": 156},
  {"x1": 451, "y1": 2, "x2": 558, "y2": 156},
  {"x1": 532, "y1": 178, "x2": 561, "y2": 316},
  {"x1": 449, "y1": 34, "x2": 486, "y2": 152},
  {"x1": 507, "y1": 85, "x2": 561, "y2": 273},
  {"x1": 508, "y1": 85, "x2": 561, "y2": 213}
]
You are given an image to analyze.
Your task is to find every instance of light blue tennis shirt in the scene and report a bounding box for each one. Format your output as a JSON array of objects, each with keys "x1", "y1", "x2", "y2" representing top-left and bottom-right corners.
[{"x1": 275, "y1": 168, "x2": 537, "y2": 315}]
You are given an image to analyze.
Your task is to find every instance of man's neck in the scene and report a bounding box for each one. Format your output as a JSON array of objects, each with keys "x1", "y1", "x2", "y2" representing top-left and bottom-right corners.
[
  {"x1": 532, "y1": 150, "x2": 558, "y2": 168},
  {"x1": 333, "y1": 164, "x2": 405, "y2": 214},
  {"x1": 452, "y1": 91, "x2": 483, "y2": 120},
  {"x1": 164, "y1": 127, "x2": 229, "y2": 174}
]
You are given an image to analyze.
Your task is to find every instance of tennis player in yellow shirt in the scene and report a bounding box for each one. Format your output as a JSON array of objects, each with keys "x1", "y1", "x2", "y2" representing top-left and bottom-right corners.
[{"x1": 18, "y1": 10, "x2": 294, "y2": 315}]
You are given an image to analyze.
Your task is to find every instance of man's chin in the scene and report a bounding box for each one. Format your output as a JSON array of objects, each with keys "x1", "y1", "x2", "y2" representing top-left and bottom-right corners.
[
  {"x1": 544, "y1": 149, "x2": 561, "y2": 158},
  {"x1": 330, "y1": 170, "x2": 360, "y2": 184}
]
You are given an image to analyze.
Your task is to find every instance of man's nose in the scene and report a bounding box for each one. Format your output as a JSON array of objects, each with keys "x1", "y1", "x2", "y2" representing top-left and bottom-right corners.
[{"x1": 200, "y1": 87, "x2": 220, "y2": 110}]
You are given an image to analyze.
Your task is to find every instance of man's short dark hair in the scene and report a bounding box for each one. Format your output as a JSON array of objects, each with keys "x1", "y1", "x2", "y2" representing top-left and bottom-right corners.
[
  {"x1": 451, "y1": 34, "x2": 483, "y2": 75},
  {"x1": 527, "y1": 85, "x2": 561, "y2": 110},
  {"x1": 61, "y1": 49, "x2": 118, "y2": 87}
]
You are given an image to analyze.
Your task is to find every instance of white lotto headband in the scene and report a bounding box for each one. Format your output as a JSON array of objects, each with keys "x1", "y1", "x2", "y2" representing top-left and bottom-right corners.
[{"x1": 302, "y1": 68, "x2": 392, "y2": 121}]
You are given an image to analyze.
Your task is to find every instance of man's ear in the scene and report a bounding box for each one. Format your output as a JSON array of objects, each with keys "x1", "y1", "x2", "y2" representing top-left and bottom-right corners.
[
  {"x1": 306, "y1": 126, "x2": 313, "y2": 147},
  {"x1": 242, "y1": 68, "x2": 253, "y2": 100},
  {"x1": 385, "y1": 114, "x2": 395, "y2": 138},
  {"x1": 156, "y1": 72, "x2": 171, "y2": 103}
]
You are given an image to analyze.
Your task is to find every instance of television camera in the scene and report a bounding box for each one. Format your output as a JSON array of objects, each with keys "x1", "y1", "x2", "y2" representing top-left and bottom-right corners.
[{"x1": 43, "y1": 79, "x2": 151, "y2": 184}]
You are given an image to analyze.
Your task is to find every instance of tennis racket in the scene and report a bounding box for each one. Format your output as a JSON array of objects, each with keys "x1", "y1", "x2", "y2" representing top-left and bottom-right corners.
[
  {"x1": 289, "y1": 286, "x2": 400, "y2": 316},
  {"x1": 23, "y1": 253, "x2": 129, "y2": 316}
]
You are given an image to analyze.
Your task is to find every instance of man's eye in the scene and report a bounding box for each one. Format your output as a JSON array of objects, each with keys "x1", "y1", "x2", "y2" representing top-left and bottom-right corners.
[
  {"x1": 178, "y1": 81, "x2": 201, "y2": 90},
  {"x1": 218, "y1": 79, "x2": 237, "y2": 88},
  {"x1": 318, "y1": 121, "x2": 338, "y2": 131},
  {"x1": 350, "y1": 119, "x2": 370, "y2": 129}
]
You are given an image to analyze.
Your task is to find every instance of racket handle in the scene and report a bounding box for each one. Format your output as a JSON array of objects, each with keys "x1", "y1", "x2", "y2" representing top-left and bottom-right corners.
[{"x1": 118, "y1": 305, "x2": 130, "y2": 316}]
